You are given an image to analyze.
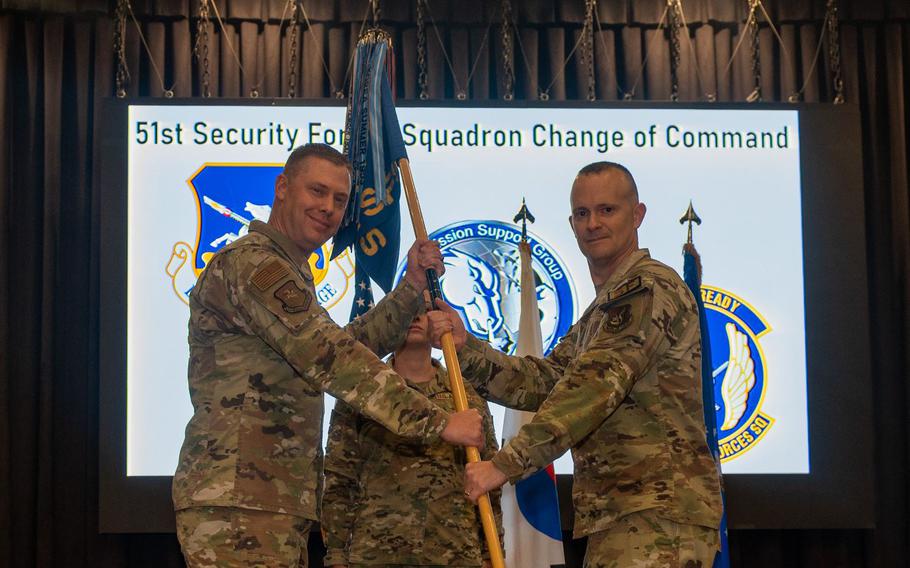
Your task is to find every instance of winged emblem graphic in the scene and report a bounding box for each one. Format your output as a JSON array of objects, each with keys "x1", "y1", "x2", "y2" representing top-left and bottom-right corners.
[{"x1": 719, "y1": 322, "x2": 757, "y2": 431}]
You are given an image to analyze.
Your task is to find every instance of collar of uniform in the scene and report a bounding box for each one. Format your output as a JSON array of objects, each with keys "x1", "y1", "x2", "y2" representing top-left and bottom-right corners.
[
  {"x1": 249, "y1": 220, "x2": 315, "y2": 278},
  {"x1": 390, "y1": 357, "x2": 448, "y2": 395},
  {"x1": 424, "y1": 361, "x2": 453, "y2": 398},
  {"x1": 594, "y1": 248, "x2": 651, "y2": 303}
]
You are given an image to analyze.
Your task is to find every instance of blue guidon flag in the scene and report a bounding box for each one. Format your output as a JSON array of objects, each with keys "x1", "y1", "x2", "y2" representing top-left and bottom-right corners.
[
  {"x1": 332, "y1": 29, "x2": 406, "y2": 319},
  {"x1": 682, "y1": 243, "x2": 730, "y2": 568}
]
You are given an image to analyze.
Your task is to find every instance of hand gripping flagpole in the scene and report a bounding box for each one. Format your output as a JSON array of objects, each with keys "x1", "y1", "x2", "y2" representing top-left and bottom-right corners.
[
  {"x1": 338, "y1": 27, "x2": 503, "y2": 565},
  {"x1": 399, "y1": 158, "x2": 506, "y2": 568}
]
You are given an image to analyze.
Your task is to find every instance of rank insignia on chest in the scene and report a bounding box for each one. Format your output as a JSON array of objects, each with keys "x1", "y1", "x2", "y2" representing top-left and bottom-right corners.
[
  {"x1": 274, "y1": 281, "x2": 312, "y2": 313},
  {"x1": 603, "y1": 303, "x2": 632, "y2": 332}
]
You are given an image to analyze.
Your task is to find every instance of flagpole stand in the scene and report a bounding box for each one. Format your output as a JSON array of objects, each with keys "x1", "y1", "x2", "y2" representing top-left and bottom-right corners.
[{"x1": 399, "y1": 157, "x2": 506, "y2": 568}]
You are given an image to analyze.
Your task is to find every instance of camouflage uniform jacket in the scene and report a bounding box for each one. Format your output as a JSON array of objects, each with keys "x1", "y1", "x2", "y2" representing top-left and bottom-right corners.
[
  {"x1": 173, "y1": 220, "x2": 451, "y2": 520},
  {"x1": 458, "y1": 249, "x2": 723, "y2": 538},
  {"x1": 322, "y1": 360, "x2": 503, "y2": 567}
]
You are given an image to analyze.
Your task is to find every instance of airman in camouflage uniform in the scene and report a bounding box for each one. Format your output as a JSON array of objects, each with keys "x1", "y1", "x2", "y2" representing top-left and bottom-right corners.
[
  {"x1": 431, "y1": 162, "x2": 723, "y2": 567},
  {"x1": 322, "y1": 313, "x2": 502, "y2": 568},
  {"x1": 173, "y1": 144, "x2": 484, "y2": 567}
]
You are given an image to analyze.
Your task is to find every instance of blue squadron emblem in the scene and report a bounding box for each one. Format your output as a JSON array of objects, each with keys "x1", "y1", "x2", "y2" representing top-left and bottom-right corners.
[
  {"x1": 396, "y1": 220, "x2": 576, "y2": 356},
  {"x1": 701, "y1": 285, "x2": 774, "y2": 462},
  {"x1": 165, "y1": 164, "x2": 355, "y2": 309}
]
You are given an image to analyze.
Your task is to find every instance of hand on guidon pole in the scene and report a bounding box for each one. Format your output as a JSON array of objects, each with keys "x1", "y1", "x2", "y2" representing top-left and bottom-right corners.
[
  {"x1": 440, "y1": 408, "x2": 485, "y2": 449},
  {"x1": 464, "y1": 461, "x2": 509, "y2": 504},
  {"x1": 427, "y1": 298, "x2": 467, "y2": 350},
  {"x1": 398, "y1": 156, "x2": 507, "y2": 568},
  {"x1": 404, "y1": 238, "x2": 444, "y2": 290}
]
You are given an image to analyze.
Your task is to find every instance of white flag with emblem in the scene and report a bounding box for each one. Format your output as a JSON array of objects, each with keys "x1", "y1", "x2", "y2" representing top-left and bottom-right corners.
[{"x1": 501, "y1": 240, "x2": 566, "y2": 568}]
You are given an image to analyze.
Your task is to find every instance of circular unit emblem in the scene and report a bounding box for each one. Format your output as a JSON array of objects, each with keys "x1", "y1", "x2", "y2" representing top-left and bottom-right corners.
[{"x1": 396, "y1": 220, "x2": 576, "y2": 356}]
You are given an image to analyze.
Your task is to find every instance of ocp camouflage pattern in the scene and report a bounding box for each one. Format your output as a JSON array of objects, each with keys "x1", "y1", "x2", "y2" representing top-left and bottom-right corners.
[
  {"x1": 583, "y1": 509, "x2": 719, "y2": 568},
  {"x1": 457, "y1": 249, "x2": 723, "y2": 538},
  {"x1": 322, "y1": 361, "x2": 503, "y2": 567},
  {"x1": 175, "y1": 506, "x2": 311, "y2": 567},
  {"x1": 173, "y1": 220, "x2": 450, "y2": 521}
]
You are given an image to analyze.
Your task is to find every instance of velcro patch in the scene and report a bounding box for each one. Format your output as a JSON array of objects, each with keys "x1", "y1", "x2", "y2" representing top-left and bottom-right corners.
[
  {"x1": 607, "y1": 276, "x2": 642, "y2": 302},
  {"x1": 603, "y1": 303, "x2": 633, "y2": 332},
  {"x1": 274, "y1": 280, "x2": 312, "y2": 313},
  {"x1": 251, "y1": 260, "x2": 290, "y2": 291}
]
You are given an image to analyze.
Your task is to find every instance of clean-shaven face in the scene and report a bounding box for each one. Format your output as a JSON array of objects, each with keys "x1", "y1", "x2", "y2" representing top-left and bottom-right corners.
[
  {"x1": 569, "y1": 169, "x2": 645, "y2": 270},
  {"x1": 274, "y1": 157, "x2": 351, "y2": 255}
]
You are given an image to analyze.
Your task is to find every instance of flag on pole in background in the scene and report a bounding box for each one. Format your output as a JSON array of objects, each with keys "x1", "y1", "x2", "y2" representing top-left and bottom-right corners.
[
  {"x1": 500, "y1": 239, "x2": 566, "y2": 568},
  {"x1": 682, "y1": 242, "x2": 730, "y2": 568},
  {"x1": 332, "y1": 29, "x2": 407, "y2": 319}
]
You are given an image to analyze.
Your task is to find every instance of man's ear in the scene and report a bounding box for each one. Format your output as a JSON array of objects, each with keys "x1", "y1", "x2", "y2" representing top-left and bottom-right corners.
[
  {"x1": 633, "y1": 202, "x2": 647, "y2": 229},
  {"x1": 274, "y1": 173, "x2": 288, "y2": 202}
]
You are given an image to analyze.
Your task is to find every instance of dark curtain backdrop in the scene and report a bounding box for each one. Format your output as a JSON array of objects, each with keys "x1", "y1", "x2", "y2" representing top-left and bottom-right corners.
[{"x1": 0, "y1": 1, "x2": 907, "y2": 567}]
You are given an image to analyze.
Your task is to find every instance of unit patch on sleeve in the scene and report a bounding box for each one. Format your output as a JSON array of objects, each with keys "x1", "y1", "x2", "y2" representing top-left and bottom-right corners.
[
  {"x1": 603, "y1": 303, "x2": 633, "y2": 332},
  {"x1": 274, "y1": 280, "x2": 312, "y2": 313}
]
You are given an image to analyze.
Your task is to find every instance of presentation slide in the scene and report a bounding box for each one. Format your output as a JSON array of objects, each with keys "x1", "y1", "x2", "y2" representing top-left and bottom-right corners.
[{"x1": 127, "y1": 103, "x2": 807, "y2": 477}]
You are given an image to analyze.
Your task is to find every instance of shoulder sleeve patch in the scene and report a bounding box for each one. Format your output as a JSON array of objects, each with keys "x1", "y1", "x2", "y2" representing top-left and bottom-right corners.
[
  {"x1": 602, "y1": 303, "x2": 633, "y2": 332},
  {"x1": 245, "y1": 255, "x2": 318, "y2": 332},
  {"x1": 274, "y1": 280, "x2": 312, "y2": 313},
  {"x1": 251, "y1": 259, "x2": 290, "y2": 291}
]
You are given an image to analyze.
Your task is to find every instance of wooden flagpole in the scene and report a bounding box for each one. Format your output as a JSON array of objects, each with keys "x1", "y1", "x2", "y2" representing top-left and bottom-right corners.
[{"x1": 398, "y1": 158, "x2": 506, "y2": 568}]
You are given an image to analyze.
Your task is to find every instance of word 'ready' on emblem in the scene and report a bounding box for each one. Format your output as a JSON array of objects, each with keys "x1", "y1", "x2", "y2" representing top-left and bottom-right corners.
[{"x1": 702, "y1": 286, "x2": 775, "y2": 462}]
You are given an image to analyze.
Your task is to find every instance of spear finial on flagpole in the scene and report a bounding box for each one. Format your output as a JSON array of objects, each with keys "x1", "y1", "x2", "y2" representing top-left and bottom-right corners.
[
  {"x1": 513, "y1": 198, "x2": 536, "y2": 242},
  {"x1": 679, "y1": 200, "x2": 702, "y2": 245}
]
